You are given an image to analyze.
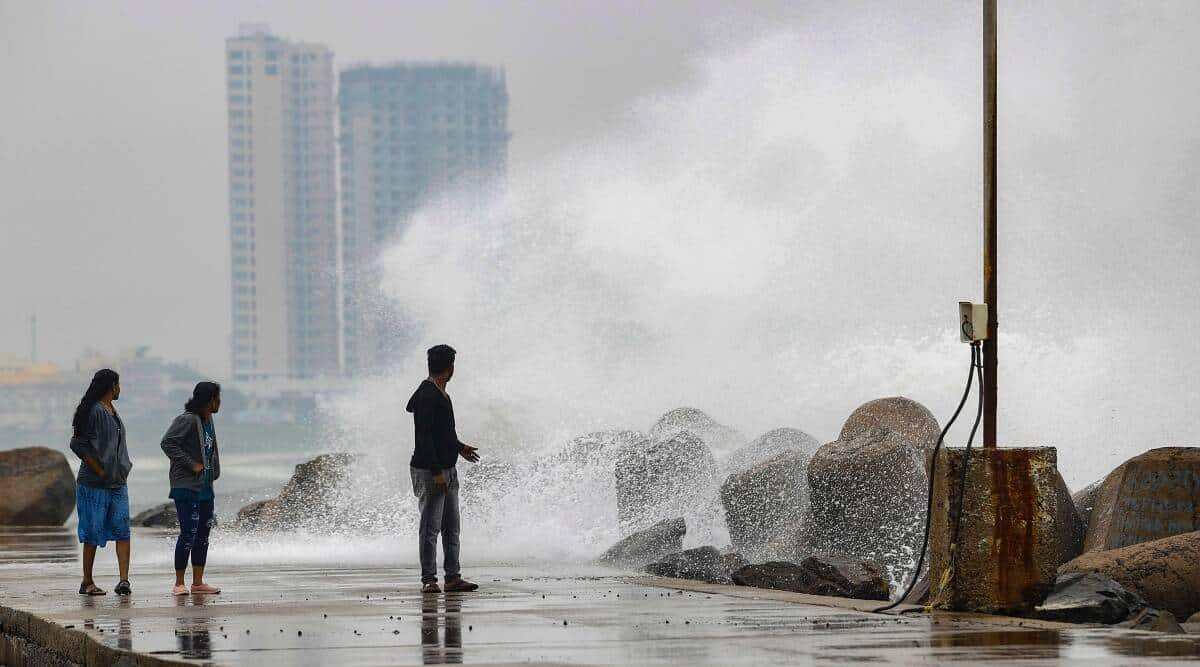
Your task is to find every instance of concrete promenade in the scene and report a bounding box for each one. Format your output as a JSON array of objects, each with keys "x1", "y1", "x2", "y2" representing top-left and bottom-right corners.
[{"x1": 3, "y1": 527, "x2": 1200, "y2": 665}]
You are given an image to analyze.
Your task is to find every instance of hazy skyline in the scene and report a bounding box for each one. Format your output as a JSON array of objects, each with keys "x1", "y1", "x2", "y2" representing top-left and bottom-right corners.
[
  {"x1": 3, "y1": 0, "x2": 1200, "y2": 401},
  {"x1": 0, "y1": 0, "x2": 802, "y2": 373}
]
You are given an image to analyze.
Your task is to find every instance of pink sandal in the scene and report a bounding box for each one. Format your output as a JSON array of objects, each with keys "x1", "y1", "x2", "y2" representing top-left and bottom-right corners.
[{"x1": 190, "y1": 583, "x2": 221, "y2": 594}]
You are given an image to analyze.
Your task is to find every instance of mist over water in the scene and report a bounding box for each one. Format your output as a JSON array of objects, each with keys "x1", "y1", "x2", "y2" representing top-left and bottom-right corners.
[{"x1": 307, "y1": 7, "x2": 1200, "y2": 569}]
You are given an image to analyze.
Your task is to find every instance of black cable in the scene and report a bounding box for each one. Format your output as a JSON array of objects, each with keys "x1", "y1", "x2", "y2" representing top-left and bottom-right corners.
[
  {"x1": 873, "y1": 342, "x2": 980, "y2": 613},
  {"x1": 948, "y1": 344, "x2": 985, "y2": 608}
]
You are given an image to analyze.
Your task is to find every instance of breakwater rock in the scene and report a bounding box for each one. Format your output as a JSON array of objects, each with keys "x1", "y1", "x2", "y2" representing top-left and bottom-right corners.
[
  {"x1": 599, "y1": 517, "x2": 686, "y2": 567},
  {"x1": 807, "y1": 397, "x2": 938, "y2": 580},
  {"x1": 0, "y1": 447, "x2": 75, "y2": 526},
  {"x1": 732, "y1": 556, "x2": 889, "y2": 600},
  {"x1": 1061, "y1": 530, "x2": 1200, "y2": 622}
]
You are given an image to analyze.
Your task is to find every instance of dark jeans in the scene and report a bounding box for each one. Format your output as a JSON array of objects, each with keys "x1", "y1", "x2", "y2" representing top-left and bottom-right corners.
[
  {"x1": 174, "y1": 500, "x2": 214, "y2": 571},
  {"x1": 411, "y1": 466, "x2": 460, "y2": 583}
]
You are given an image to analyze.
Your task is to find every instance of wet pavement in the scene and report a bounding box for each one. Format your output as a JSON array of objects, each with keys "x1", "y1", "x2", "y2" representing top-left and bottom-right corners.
[{"x1": 3, "y1": 527, "x2": 1200, "y2": 665}]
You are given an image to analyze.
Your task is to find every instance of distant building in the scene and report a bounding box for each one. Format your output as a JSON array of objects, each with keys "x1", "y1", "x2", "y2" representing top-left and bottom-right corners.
[
  {"x1": 225, "y1": 24, "x2": 339, "y2": 381},
  {"x1": 338, "y1": 63, "x2": 509, "y2": 374}
]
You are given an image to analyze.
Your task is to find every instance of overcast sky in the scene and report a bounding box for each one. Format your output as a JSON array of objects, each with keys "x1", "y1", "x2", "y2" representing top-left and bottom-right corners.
[
  {"x1": 0, "y1": 0, "x2": 804, "y2": 373},
  {"x1": 2, "y1": 0, "x2": 1200, "y2": 398}
]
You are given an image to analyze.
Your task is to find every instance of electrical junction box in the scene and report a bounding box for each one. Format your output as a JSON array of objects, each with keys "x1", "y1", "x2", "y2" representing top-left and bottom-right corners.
[{"x1": 959, "y1": 302, "x2": 989, "y2": 343}]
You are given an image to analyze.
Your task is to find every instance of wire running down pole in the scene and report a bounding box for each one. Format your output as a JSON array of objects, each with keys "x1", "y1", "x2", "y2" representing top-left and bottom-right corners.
[{"x1": 982, "y1": 0, "x2": 998, "y2": 449}]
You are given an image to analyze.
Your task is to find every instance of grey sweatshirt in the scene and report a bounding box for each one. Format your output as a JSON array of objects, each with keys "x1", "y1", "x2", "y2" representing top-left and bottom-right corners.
[
  {"x1": 68, "y1": 403, "x2": 133, "y2": 489},
  {"x1": 160, "y1": 413, "x2": 222, "y2": 493}
]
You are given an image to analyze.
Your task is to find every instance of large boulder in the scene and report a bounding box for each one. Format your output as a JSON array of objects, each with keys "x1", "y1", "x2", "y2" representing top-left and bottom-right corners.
[
  {"x1": 649, "y1": 408, "x2": 744, "y2": 455},
  {"x1": 1119, "y1": 608, "x2": 1185, "y2": 634},
  {"x1": 644, "y1": 546, "x2": 730, "y2": 584},
  {"x1": 720, "y1": 450, "x2": 809, "y2": 561},
  {"x1": 0, "y1": 447, "x2": 75, "y2": 526},
  {"x1": 232, "y1": 453, "x2": 357, "y2": 530},
  {"x1": 721, "y1": 428, "x2": 821, "y2": 476},
  {"x1": 1082, "y1": 447, "x2": 1200, "y2": 552},
  {"x1": 1033, "y1": 572, "x2": 1146, "y2": 624},
  {"x1": 731, "y1": 556, "x2": 889, "y2": 600},
  {"x1": 1071, "y1": 480, "x2": 1103, "y2": 528},
  {"x1": 556, "y1": 430, "x2": 649, "y2": 468},
  {"x1": 1052, "y1": 472, "x2": 1087, "y2": 565},
  {"x1": 132, "y1": 502, "x2": 179, "y2": 528},
  {"x1": 1060, "y1": 530, "x2": 1200, "y2": 621},
  {"x1": 615, "y1": 432, "x2": 715, "y2": 531},
  {"x1": 806, "y1": 397, "x2": 939, "y2": 581},
  {"x1": 233, "y1": 498, "x2": 281, "y2": 529},
  {"x1": 599, "y1": 517, "x2": 686, "y2": 567}
]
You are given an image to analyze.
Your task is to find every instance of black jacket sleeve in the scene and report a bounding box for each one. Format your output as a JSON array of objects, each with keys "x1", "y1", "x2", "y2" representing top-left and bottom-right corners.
[{"x1": 412, "y1": 389, "x2": 442, "y2": 476}]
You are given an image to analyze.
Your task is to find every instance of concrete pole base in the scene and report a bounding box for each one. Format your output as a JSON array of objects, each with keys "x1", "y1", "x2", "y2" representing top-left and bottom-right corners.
[{"x1": 929, "y1": 446, "x2": 1064, "y2": 614}]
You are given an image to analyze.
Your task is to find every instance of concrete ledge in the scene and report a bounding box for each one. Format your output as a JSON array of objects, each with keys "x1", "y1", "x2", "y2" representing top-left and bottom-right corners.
[
  {"x1": 0, "y1": 603, "x2": 188, "y2": 667},
  {"x1": 629, "y1": 575, "x2": 1102, "y2": 632}
]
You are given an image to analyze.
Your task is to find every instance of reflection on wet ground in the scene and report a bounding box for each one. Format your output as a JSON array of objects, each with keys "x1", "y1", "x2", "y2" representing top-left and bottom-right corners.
[
  {"x1": 2, "y1": 527, "x2": 1199, "y2": 665},
  {"x1": 0, "y1": 526, "x2": 77, "y2": 564},
  {"x1": 421, "y1": 593, "x2": 463, "y2": 665}
]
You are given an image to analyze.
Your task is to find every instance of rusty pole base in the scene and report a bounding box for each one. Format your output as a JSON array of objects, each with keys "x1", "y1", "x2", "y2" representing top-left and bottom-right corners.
[{"x1": 929, "y1": 447, "x2": 1067, "y2": 614}]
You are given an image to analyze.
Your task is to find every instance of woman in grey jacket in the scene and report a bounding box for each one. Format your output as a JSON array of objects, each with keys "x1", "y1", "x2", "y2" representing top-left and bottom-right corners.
[
  {"x1": 68, "y1": 368, "x2": 134, "y2": 596},
  {"x1": 160, "y1": 382, "x2": 222, "y2": 596}
]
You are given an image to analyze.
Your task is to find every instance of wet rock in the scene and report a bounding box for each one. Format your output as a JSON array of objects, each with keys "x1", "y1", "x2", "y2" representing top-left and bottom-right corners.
[
  {"x1": 599, "y1": 517, "x2": 686, "y2": 567},
  {"x1": 731, "y1": 556, "x2": 890, "y2": 601},
  {"x1": 649, "y1": 408, "x2": 744, "y2": 455},
  {"x1": 1051, "y1": 471, "x2": 1086, "y2": 565},
  {"x1": 1118, "y1": 608, "x2": 1185, "y2": 634},
  {"x1": 0, "y1": 447, "x2": 75, "y2": 526},
  {"x1": 1082, "y1": 447, "x2": 1200, "y2": 552},
  {"x1": 1184, "y1": 611, "x2": 1200, "y2": 635},
  {"x1": 234, "y1": 498, "x2": 281, "y2": 529},
  {"x1": 556, "y1": 430, "x2": 649, "y2": 468},
  {"x1": 458, "y1": 458, "x2": 521, "y2": 507},
  {"x1": 721, "y1": 428, "x2": 821, "y2": 476},
  {"x1": 720, "y1": 450, "x2": 809, "y2": 560},
  {"x1": 232, "y1": 453, "x2": 357, "y2": 530},
  {"x1": 1060, "y1": 530, "x2": 1200, "y2": 621},
  {"x1": 806, "y1": 397, "x2": 939, "y2": 579},
  {"x1": 644, "y1": 546, "x2": 730, "y2": 584},
  {"x1": 720, "y1": 551, "x2": 749, "y2": 574},
  {"x1": 615, "y1": 433, "x2": 715, "y2": 530},
  {"x1": 1033, "y1": 572, "x2": 1146, "y2": 624},
  {"x1": 132, "y1": 502, "x2": 179, "y2": 528},
  {"x1": 1071, "y1": 480, "x2": 1102, "y2": 528}
]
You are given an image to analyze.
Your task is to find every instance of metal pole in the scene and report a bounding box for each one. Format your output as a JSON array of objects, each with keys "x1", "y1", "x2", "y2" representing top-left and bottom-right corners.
[{"x1": 983, "y1": 0, "x2": 998, "y2": 448}]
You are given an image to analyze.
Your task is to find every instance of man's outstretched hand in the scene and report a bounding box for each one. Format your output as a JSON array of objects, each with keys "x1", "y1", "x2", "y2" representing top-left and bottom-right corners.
[{"x1": 460, "y1": 444, "x2": 481, "y2": 463}]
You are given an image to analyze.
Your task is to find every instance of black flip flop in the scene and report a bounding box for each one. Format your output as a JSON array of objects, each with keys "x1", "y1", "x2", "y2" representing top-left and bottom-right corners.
[
  {"x1": 114, "y1": 580, "x2": 131, "y2": 596},
  {"x1": 79, "y1": 582, "x2": 107, "y2": 596}
]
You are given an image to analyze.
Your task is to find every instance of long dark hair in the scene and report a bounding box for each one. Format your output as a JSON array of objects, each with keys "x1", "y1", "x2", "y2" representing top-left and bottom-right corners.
[
  {"x1": 72, "y1": 369, "x2": 119, "y2": 436},
  {"x1": 185, "y1": 381, "x2": 221, "y2": 415}
]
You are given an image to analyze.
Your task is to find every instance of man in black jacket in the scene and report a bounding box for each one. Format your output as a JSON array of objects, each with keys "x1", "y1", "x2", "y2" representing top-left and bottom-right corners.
[{"x1": 407, "y1": 344, "x2": 481, "y2": 593}]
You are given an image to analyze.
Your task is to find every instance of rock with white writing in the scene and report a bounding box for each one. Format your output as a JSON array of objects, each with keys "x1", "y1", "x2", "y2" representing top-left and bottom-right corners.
[{"x1": 1082, "y1": 447, "x2": 1200, "y2": 552}]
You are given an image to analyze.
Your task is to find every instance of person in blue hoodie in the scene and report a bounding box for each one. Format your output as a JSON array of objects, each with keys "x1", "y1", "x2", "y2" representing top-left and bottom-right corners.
[
  {"x1": 407, "y1": 345, "x2": 481, "y2": 593},
  {"x1": 68, "y1": 368, "x2": 133, "y2": 596},
  {"x1": 160, "y1": 382, "x2": 223, "y2": 597}
]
